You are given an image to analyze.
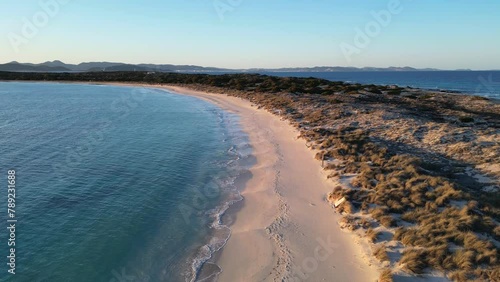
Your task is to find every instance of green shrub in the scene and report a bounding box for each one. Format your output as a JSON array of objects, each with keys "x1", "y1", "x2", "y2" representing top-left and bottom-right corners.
[
  {"x1": 459, "y1": 116, "x2": 474, "y2": 123},
  {"x1": 387, "y1": 89, "x2": 402, "y2": 95}
]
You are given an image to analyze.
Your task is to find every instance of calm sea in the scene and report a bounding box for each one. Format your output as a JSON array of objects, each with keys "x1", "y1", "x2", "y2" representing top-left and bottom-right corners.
[
  {"x1": 0, "y1": 82, "x2": 251, "y2": 282},
  {"x1": 257, "y1": 71, "x2": 500, "y2": 99}
]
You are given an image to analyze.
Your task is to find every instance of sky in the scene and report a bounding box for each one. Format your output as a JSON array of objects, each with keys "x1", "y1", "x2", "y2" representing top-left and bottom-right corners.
[{"x1": 0, "y1": 0, "x2": 499, "y2": 69}]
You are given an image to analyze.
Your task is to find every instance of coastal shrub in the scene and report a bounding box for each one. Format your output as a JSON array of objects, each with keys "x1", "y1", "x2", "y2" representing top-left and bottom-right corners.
[
  {"x1": 379, "y1": 268, "x2": 393, "y2": 282},
  {"x1": 447, "y1": 270, "x2": 469, "y2": 282},
  {"x1": 366, "y1": 228, "x2": 379, "y2": 243},
  {"x1": 360, "y1": 201, "x2": 370, "y2": 214},
  {"x1": 387, "y1": 89, "x2": 402, "y2": 95},
  {"x1": 326, "y1": 192, "x2": 336, "y2": 203},
  {"x1": 369, "y1": 88, "x2": 383, "y2": 94},
  {"x1": 386, "y1": 199, "x2": 405, "y2": 213},
  {"x1": 400, "y1": 249, "x2": 428, "y2": 274},
  {"x1": 351, "y1": 175, "x2": 377, "y2": 189},
  {"x1": 424, "y1": 201, "x2": 438, "y2": 212},
  {"x1": 470, "y1": 95, "x2": 489, "y2": 101},
  {"x1": 327, "y1": 171, "x2": 340, "y2": 179},
  {"x1": 494, "y1": 226, "x2": 500, "y2": 238},
  {"x1": 339, "y1": 201, "x2": 354, "y2": 214},
  {"x1": 396, "y1": 229, "x2": 419, "y2": 246},
  {"x1": 419, "y1": 93, "x2": 434, "y2": 100},
  {"x1": 378, "y1": 215, "x2": 396, "y2": 228},
  {"x1": 340, "y1": 215, "x2": 359, "y2": 231},
  {"x1": 393, "y1": 227, "x2": 405, "y2": 241},
  {"x1": 370, "y1": 207, "x2": 388, "y2": 219},
  {"x1": 332, "y1": 185, "x2": 343, "y2": 194},
  {"x1": 453, "y1": 249, "x2": 475, "y2": 270},
  {"x1": 373, "y1": 245, "x2": 389, "y2": 262},
  {"x1": 466, "y1": 200, "x2": 479, "y2": 210},
  {"x1": 400, "y1": 211, "x2": 416, "y2": 223},
  {"x1": 359, "y1": 217, "x2": 372, "y2": 229},
  {"x1": 326, "y1": 97, "x2": 342, "y2": 103},
  {"x1": 458, "y1": 116, "x2": 474, "y2": 123},
  {"x1": 426, "y1": 245, "x2": 449, "y2": 270},
  {"x1": 409, "y1": 193, "x2": 425, "y2": 206}
]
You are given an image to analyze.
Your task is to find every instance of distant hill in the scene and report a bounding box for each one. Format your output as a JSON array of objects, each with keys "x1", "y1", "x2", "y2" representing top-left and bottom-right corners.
[
  {"x1": 87, "y1": 64, "x2": 159, "y2": 72},
  {"x1": 0, "y1": 61, "x2": 487, "y2": 73},
  {"x1": 0, "y1": 61, "x2": 228, "y2": 73},
  {"x1": 74, "y1": 62, "x2": 138, "y2": 71},
  {"x1": 0, "y1": 62, "x2": 71, "y2": 72}
]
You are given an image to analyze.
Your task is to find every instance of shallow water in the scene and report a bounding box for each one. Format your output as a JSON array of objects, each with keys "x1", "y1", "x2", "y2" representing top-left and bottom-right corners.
[{"x1": 0, "y1": 82, "x2": 251, "y2": 282}]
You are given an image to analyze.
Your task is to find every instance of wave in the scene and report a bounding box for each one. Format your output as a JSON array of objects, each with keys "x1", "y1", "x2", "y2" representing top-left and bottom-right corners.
[{"x1": 186, "y1": 110, "x2": 250, "y2": 282}]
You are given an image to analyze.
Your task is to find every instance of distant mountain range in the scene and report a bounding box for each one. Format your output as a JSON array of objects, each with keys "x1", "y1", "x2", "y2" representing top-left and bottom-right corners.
[
  {"x1": 0, "y1": 60, "x2": 479, "y2": 73},
  {"x1": 0, "y1": 61, "x2": 229, "y2": 73}
]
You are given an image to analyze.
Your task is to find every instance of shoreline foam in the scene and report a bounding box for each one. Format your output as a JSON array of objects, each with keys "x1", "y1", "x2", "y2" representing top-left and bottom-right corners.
[{"x1": 187, "y1": 109, "x2": 251, "y2": 282}]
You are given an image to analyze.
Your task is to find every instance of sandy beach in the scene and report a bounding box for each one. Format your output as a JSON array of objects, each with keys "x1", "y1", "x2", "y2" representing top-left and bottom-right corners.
[
  {"x1": 31, "y1": 80, "x2": 381, "y2": 280},
  {"x1": 150, "y1": 85, "x2": 379, "y2": 281}
]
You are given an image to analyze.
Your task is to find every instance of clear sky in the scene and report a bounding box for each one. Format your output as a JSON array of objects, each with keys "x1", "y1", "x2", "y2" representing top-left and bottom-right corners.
[{"x1": 0, "y1": 0, "x2": 499, "y2": 69}]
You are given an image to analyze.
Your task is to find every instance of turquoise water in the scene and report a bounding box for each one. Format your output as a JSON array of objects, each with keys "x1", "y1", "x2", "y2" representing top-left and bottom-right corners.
[{"x1": 0, "y1": 82, "x2": 250, "y2": 281}]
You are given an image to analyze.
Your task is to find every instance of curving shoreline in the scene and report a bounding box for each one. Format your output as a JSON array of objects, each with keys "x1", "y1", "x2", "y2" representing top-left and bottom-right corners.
[
  {"x1": 4, "y1": 77, "x2": 498, "y2": 281},
  {"x1": 157, "y1": 85, "x2": 380, "y2": 281},
  {"x1": 140, "y1": 83, "x2": 500, "y2": 282},
  {"x1": 97, "y1": 82, "x2": 381, "y2": 281},
  {"x1": 0, "y1": 79, "x2": 383, "y2": 281}
]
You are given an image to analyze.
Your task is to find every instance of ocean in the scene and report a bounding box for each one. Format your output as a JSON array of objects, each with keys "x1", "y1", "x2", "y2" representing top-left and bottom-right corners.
[
  {"x1": 257, "y1": 71, "x2": 500, "y2": 99},
  {"x1": 0, "y1": 82, "x2": 251, "y2": 282}
]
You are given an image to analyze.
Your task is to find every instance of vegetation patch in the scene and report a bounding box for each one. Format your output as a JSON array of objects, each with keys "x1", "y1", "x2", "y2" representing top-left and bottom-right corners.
[{"x1": 379, "y1": 268, "x2": 393, "y2": 282}]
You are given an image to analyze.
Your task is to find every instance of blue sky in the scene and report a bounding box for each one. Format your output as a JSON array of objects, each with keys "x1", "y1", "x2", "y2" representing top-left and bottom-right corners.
[{"x1": 0, "y1": 0, "x2": 499, "y2": 69}]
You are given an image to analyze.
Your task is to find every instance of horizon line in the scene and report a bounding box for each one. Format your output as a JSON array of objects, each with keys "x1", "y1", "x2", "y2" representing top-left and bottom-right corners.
[{"x1": 2, "y1": 60, "x2": 499, "y2": 72}]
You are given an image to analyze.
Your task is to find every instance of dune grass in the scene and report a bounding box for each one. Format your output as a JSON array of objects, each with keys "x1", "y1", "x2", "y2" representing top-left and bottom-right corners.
[
  {"x1": 312, "y1": 127, "x2": 498, "y2": 280},
  {"x1": 379, "y1": 268, "x2": 393, "y2": 282},
  {"x1": 373, "y1": 245, "x2": 390, "y2": 262}
]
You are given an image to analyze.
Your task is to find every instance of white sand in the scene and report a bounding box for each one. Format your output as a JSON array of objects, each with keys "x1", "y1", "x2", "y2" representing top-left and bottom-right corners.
[{"x1": 107, "y1": 83, "x2": 380, "y2": 281}]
